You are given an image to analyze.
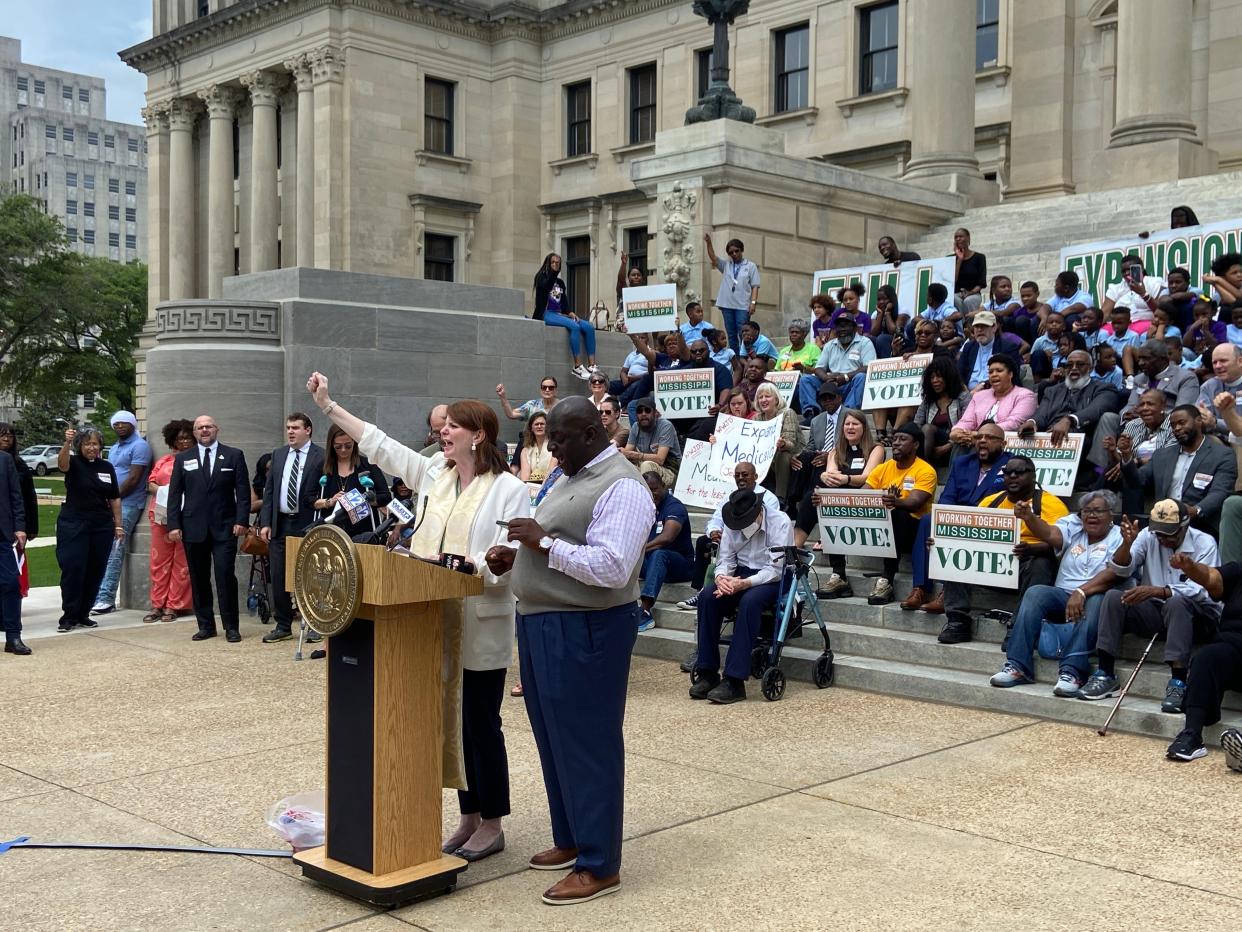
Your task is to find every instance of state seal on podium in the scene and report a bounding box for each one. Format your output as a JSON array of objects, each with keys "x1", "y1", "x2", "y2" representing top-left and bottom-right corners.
[{"x1": 293, "y1": 524, "x2": 362, "y2": 637}]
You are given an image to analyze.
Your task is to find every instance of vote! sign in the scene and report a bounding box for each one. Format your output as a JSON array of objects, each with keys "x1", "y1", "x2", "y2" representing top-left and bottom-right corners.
[
  {"x1": 673, "y1": 414, "x2": 781, "y2": 510},
  {"x1": 654, "y1": 369, "x2": 715, "y2": 419},
  {"x1": 928, "y1": 505, "x2": 1020, "y2": 589},
  {"x1": 1002, "y1": 432, "x2": 1085, "y2": 497},
  {"x1": 861, "y1": 353, "x2": 932, "y2": 410},
  {"x1": 621, "y1": 284, "x2": 678, "y2": 333},
  {"x1": 816, "y1": 489, "x2": 895, "y2": 558},
  {"x1": 766, "y1": 371, "x2": 800, "y2": 407}
]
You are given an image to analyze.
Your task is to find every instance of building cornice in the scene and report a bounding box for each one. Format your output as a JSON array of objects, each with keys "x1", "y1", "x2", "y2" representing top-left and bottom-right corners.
[{"x1": 119, "y1": 0, "x2": 686, "y2": 73}]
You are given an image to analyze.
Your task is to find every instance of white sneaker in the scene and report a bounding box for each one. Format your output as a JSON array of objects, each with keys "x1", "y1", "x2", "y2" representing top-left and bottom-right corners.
[
  {"x1": 1052, "y1": 672, "x2": 1083, "y2": 697},
  {"x1": 571, "y1": 365, "x2": 591, "y2": 381}
]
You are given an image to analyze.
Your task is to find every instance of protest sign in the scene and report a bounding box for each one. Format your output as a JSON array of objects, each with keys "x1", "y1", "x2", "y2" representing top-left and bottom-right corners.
[
  {"x1": 861, "y1": 353, "x2": 932, "y2": 410},
  {"x1": 816, "y1": 489, "x2": 895, "y2": 558},
  {"x1": 812, "y1": 258, "x2": 955, "y2": 317},
  {"x1": 621, "y1": 283, "x2": 678, "y2": 333},
  {"x1": 1002, "y1": 432, "x2": 1084, "y2": 498},
  {"x1": 1060, "y1": 218, "x2": 1242, "y2": 305},
  {"x1": 928, "y1": 505, "x2": 1020, "y2": 589},
  {"x1": 654, "y1": 369, "x2": 715, "y2": 419},
  {"x1": 673, "y1": 415, "x2": 781, "y2": 510},
  {"x1": 766, "y1": 371, "x2": 801, "y2": 407}
]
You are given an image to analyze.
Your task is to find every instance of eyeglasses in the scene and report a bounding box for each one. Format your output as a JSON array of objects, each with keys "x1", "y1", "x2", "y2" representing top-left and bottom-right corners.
[
  {"x1": 540, "y1": 384, "x2": 556, "y2": 391},
  {"x1": 1079, "y1": 507, "x2": 1111, "y2": 517},
  {"x1": 332, "y1": 442, "x2": 354, "y2": 450},
  {"x1": 1001, "y1": 468, "x2": 1033, "y2": 477},
  {"x1": 589, "y1": 378, "x2": 606, "y2": 385}
]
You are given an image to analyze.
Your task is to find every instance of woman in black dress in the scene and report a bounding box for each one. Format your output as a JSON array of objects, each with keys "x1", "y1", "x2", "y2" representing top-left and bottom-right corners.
[
  {"x1": 953, "y1": 227, "x2": 987, "y2": 314},
  {"x1": 314, "y1": 423, "x2": 390, "y2": 537},
  {"x1": 55, "y1": 426, "x2": 122, "y2": 631}
]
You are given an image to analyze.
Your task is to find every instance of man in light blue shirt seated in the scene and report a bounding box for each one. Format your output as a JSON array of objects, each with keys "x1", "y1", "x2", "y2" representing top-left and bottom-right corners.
[
  {"x1": 739, "y1": 320, "x2": 779, "y2": 369},
  {"x1": 1046, "y1": 270, "x2": 1094, "y2": 325},
  {"x1": 800, "y1": 315, "x2": 876, "y2": 412},
  {"x1": 679, "y1": 301, "x2": 713, "y2": 345}
]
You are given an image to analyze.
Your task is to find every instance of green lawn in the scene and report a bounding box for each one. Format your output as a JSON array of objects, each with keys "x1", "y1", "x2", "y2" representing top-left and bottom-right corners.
[
  {"x1": 26, "y1": 544, "x2": 59, "y2": 588},
  {"x1": 34, "y1": 475, "x2": 64, "y2": 495},
  {"x1": 37, "y1": 503, "x2": 60, "y2": 531}
]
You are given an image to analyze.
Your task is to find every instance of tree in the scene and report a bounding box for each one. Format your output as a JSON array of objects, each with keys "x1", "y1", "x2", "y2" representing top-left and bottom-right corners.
[{"x1": 0, "y1": 193, "x2": 71, "y2": 364}]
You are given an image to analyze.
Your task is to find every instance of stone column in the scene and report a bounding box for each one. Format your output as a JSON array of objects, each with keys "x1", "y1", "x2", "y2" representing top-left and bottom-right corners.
[
  {"x1": 309, "y1": 46, "x2": 345, "y2": 269},
  {"x1": 141, "y1": 103, "x2": 170, "y2": 308},
  {"x1": 284, "y1": 54, "x2": 315, "y2": 268},
  {"x1": 166, "y1": 98, "x2": 200, "y2": 300},
  {"x1": 198, "y1": 85, "x2": 239, "y2": 298},
  {"x1": 241, "y1": 70, "x2": 284, "y2": 272},
  {"x1": 902, "y1": 0, "x2": 981, "y2": 181},
  {"x1": 1110, "y1": 0, "x2": 1197, "y2": 147},
  {"x1": 1006, "y1": 0, "x2": 1075, "y2": 199}
]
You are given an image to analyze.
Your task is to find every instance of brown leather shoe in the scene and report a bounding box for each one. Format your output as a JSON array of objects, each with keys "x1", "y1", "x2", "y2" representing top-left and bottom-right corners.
[
  {"x1": 528, "y1": 845, "x2": 578, "y2": 871},
  {"x1": 899, "y1": 587, "x2": 927, "y2": 611},
  {"x1": 922, "y1": 590, "x2": 945, "y2": 614},
  {"x1": 541, "y1": 869, "x2": 620, "y2": 905}
]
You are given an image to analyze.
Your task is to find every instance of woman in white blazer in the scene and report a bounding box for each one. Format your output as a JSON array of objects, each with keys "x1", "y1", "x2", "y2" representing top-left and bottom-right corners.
[{"x1": 307, "y1": 372, "x2": 528, "y2": 864}]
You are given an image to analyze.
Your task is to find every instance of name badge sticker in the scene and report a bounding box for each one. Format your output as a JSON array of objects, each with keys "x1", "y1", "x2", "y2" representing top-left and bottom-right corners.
[
  {"x1": 184, "y1": 460, "x2": 199, "y2": 472},
  {"x1": 97, "y1": 473, "x2": 112, "y2": 483},
  {"x1": 902, "y1": 476, "x2": 915, "y2": 491},
  {"x1": 1193, "y1": 472, "x2": 1212, "y2": 490},
  {"x1": 851, "y1": 458, "x2": 865, "y2": 471}
]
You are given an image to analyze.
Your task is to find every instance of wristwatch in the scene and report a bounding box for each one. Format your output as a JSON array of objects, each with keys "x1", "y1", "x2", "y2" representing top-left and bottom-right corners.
[{"x1": 538, "y1": 535, "x2": 555, "y2": 554}]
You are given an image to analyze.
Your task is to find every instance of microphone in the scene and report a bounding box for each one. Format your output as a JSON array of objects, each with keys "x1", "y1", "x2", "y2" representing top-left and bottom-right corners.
[
  {"x1": 314, "y1": 475, "x2": 328, "y2": 523},
  {"x1": 352, "y1": 513, "x2": 400, "y2": 546},
  {"x1": 358, "y1": 473, "x2": 378, "y2": 532}
]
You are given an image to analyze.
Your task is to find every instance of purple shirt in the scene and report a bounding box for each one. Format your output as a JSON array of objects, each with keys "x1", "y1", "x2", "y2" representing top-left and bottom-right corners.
[
  {"x1": 829, "y1": 309, "x2": 873, "y2": 332},
  {"x1": 545, "y1": 446, "x2": 655, "y2": 589}
]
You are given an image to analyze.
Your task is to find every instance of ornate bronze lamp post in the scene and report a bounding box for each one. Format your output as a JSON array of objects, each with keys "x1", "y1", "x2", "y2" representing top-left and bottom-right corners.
[{"x1": 685, "y1": 0, "x2": 756, "y2": 124}]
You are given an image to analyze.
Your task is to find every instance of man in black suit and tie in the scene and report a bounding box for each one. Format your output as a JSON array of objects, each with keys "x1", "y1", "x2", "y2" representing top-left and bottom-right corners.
[
  {"x1": 259, "y1": 412, "x2": 325, "y2": 643},
  {"x1": 1116, "y1": 403, "x2": 1237, "y2": 533},
  {"x1": 0, "y1": 449, "x2": 29, "y2": 655},
  {"x1": 167, "y1": 415, "x2": 251, "y2": 642}
]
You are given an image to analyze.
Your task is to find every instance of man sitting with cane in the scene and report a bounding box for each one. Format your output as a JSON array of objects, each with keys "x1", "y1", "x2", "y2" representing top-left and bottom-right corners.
[
  {"x1": 1079, "y1": 500, "x2": 1221, "y2": 714},
  {"x1": 690, "y1": 488, "x2": 792, "y2": 705}
]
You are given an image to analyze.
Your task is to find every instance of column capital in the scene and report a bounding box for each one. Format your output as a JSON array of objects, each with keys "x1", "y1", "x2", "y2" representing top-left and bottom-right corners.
[
  {"x1": 141, "y1": 101, "x2": 170, "y2": 133},
  {"x1": 308, "y1": 46, "x2": 345, "y2": 85},
  {"x1": 283, "y1": 53, "x2": 315, "y2": 93},
  {"x1": 167, "y1": 98, "x2": 201, "y2": 133},
  {"x1": 197, "y1": 84, "x2": 241, "y2": 120},
  {"x1": 241, "y1": 70, "x2": 288, "y2": 107}
]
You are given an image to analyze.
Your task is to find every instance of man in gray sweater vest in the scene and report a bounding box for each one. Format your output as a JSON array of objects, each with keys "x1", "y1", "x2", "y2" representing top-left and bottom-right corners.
[{"x1": 486, "y1": 397, "x2": 654, "y2": 906}]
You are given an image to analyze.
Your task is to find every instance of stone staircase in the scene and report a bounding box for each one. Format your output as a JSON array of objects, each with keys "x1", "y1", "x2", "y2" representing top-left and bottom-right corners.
[
  {"x1": 634, "y1": 513, "x2": 1242, "y2": 742},
  {"x1": 903, "y1": 171, "x2": 1242, "y2": 293}
]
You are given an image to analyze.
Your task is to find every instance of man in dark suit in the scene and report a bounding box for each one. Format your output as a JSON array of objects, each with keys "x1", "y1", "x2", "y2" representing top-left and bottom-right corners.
[
  {"x1": 259, "y1": 412, "x2": 325, "y2": 643},
  {"x1": 1019, "y1": 349, "x2": 1121, "y2": 488},
  {"x1": 167, "y1": 415, "x2": 251, "y2": 642},
  {"x1": 957, "y1": 312, "x2": 1027, "y2": 391},
  {"x1": 1117, "y1": 404, "x2": 1237, "y2": 533},
  {"x1": 0, "y1": 450, "x2": 29, "y2": 655}
]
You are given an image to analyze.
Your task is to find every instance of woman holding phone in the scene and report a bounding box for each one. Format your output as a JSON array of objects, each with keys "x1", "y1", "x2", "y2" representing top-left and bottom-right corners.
[{"x1": 306, "y1": 372, "x2": 529, "y2": 863}]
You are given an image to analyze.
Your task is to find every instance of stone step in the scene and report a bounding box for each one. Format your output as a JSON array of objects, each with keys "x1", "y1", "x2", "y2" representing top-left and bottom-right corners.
[{"x1": 633, "y1": 627, "x2": 1242, "y2": 743}]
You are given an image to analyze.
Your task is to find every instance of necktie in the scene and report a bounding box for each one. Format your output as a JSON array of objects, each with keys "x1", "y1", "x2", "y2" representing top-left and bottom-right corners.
[
  {"x1": 821, "y1": 417, "x2": 836, "y2": 453},
  {"x1": 286, "y1": 450, "x2": 300, "y2": 512},
  {"x1": 200, "y1": 447, "x2": 209, "y2": 475}
]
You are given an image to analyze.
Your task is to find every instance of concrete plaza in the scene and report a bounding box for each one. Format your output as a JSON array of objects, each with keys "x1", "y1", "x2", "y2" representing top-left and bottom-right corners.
[{"x1": 2, "y1": 599, "x2": 1241, "y2": 931}]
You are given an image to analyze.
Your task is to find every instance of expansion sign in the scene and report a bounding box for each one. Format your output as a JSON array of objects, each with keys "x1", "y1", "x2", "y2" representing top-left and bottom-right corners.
[
  {"x1": 1060, "y1": 218, "x2": 1242, "y2": 306},
  {"x1": 811, "y1": 258, "x2": 955, "y2": 318},
  {"x1": 621, "y1": 284, "x2": 678, "y2": 333},
  {"x1": 654, "y1": 369, "x2": 715, "y2": 419},
  {"x1": 815, "y1": 489, "x2": 895, "y2": 558},
  {"x1": 928, "y1": 505, "x2": 1020, "y2": 589},
  {"x1": 1002, "y1": 432, "x2": 1084, "y2": 498},
  {"x1": 861, "y1": 353, "x2": 932, "y2": 410}
]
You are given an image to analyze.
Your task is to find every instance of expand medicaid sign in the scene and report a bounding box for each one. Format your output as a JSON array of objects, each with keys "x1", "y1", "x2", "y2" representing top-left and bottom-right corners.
[
  {"x1": 812, "y1": 258, "x2": 955, "y2": 318},
  {"x1": 1061, "y1": 218, "x2": 1242, "y2": 306}
]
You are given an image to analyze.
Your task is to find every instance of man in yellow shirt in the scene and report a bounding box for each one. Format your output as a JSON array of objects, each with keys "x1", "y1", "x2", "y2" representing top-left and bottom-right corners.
[
  {"x1": 866, "y1": 423, "x2": 938, "y2": 604},
  {"x1": 936, "y1": 454, "x2": 1069, "y2": 644}
]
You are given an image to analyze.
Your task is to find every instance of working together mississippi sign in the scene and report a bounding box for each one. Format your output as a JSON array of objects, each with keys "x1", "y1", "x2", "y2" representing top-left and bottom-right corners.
[
  {"x1": 861, "y1": 353, "x2": 932, "y2": 410},
  {"x1": 766, "y1": 370, "x2": 801, "y2": 407},
  {"x1": 620, "y1": 284, "x2": 678, "y2": 333},
  {"x1": 1060, "y1": 218, "x2": 1242, "y2": 306},
  {"x1": 1002, "y1": 432, "x2": 1085, "y2": 498},
  {"x1": 673, "y1": 415, "x2": 781, "y2": 510},
  {"x1": 815, "y1": 489, "x2": 895, "y2": 558},
  {"x1": 653, "y1": 369, "x2": 715, "y2": 419},
  {"x1": 928, "y1": 505, "x2": 1021, "y2": 589},
  {"x1": 812, "y1": 258, "x2": 955, "y2": 317}
]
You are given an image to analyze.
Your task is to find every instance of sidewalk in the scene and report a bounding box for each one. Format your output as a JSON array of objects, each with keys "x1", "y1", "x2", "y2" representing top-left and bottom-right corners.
[{"x1": 19, "y1": 586, "x2": 151, "y2": 638}]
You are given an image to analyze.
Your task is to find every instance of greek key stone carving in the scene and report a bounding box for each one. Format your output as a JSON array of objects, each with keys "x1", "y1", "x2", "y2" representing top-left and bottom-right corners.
[{"x1": 156, "y1": 302, "x2": 281, "y2": 342}]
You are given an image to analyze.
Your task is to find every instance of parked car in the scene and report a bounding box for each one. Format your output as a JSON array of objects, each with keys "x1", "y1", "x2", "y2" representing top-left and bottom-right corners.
[{"x1": 19, "y1": 444, "x2": 61, "y2": 476}]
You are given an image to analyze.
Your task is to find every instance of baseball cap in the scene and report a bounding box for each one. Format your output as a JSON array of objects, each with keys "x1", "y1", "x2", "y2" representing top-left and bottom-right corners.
[
  {"x1": 1149, "y1": 499, "x2": 1189, "y2": 535},
  {"x1": 972, "y1": 310, "x2": 997, "y2": 327},
  {"x1": 816, "y1": 382, "x2": 842, "y2": 399}
]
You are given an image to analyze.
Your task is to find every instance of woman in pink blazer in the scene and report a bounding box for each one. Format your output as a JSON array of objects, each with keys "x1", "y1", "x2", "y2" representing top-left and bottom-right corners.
[{"x1": 950, "y1": 354, "x2": 1037, "y2": 442}]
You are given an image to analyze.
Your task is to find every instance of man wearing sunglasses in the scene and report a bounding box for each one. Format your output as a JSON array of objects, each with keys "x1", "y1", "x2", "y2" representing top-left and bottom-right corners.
[
  {"x1": 1019, "y1": 349, "x2": 1118, "y2": 487},
  {"x1": 936, "y1": 455, "x2": 1069, "y2": 644},
  {"x1": 1080, "y1": 500, "x2": 1221, "y2": 714}
]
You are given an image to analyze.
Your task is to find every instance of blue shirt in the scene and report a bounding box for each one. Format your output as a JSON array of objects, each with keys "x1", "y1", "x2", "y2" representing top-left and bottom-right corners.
[
  {"x1": 1031, "y1": 334, "x2": 1059, "y2": 356},
  {"x1": 1104, "y1": 329, "x2": 1144, "y2": 354},
  {"x1": 1228, "y1": 324, "x2": 1242, "y2": 348},
  {"x1": 1047, "y1": 289, "x2": 1095, "y2": 315},
  {"x1": 711, "y1": 346, "x2": 737, "y2": 370},
  {"x1": 650, "y1": 493, "x2": 694, "y2": 560},
  {"x1": 817, "y1": 334, "x2": 877, "y2": 374},
  {"x1": 108, "y1": 432, "x2": 153, "y2": 509},
  {"x1": 920, "y1": 303, "x2": 954, "y2": 323},
  {"x1": 969, "y1": 339, "x2": 996, "y2": 389},
  {"x1": 680, "y1": 320, "x2": 713, "y2": 344},
  {"x1": 742, "y1": 333, "x2": 778, "y2": 360},
  {"x1": 1091, "y1": 366, "x2": 1124, "y2": 390}
]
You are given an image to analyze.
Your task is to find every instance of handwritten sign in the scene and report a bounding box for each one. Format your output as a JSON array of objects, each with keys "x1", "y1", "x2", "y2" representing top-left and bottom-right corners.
[
  {"x1": 816, "y1": 489, "x2": 895, "y2": 558},
  {"x1": 1002, "y1": 432, "x2": 1085, "y2": 498},
  {"x1": 861, "y1": 353, "x2": 932, "y2": 410},
  {"x1": 673, "y1": 415, "x2": 781, "y2": 510},
  {"x1": 765, "y1": 371, "x2": 801, "y2": 408},
  {"x1": 621, "y1": 284, "x2": 678, "y2": 333},
  {"x1": 654, "y1": 369, "x2": 715, "y2": 419},
  {"x1": 928, "y1": 505, "x2": 1020, "y2": 589}
]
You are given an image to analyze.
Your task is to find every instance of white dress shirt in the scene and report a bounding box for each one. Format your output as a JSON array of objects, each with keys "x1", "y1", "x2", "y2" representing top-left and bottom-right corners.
[
  {"x1": 716, "y1": 509, "x2": 793, "y2": 587},
  {"x1": 279, "y1": 441, "x2": 311, "y2": 514}
]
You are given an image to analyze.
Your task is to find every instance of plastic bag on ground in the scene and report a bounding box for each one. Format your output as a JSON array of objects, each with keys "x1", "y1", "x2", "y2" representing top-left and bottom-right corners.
[{"x1": 265, "y1": 790, "x2": 325, "y2": 852}]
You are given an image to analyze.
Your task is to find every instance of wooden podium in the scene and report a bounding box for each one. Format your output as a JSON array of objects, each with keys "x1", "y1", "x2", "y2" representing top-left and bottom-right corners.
[{"x1": 285, "y1": 538, "x2": 483, "y2": 906}]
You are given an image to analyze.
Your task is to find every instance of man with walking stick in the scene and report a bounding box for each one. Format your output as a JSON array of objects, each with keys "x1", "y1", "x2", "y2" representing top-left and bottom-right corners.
[{"x1": 1079, "y1": 500, "x2": 1221, "y2": 715}]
